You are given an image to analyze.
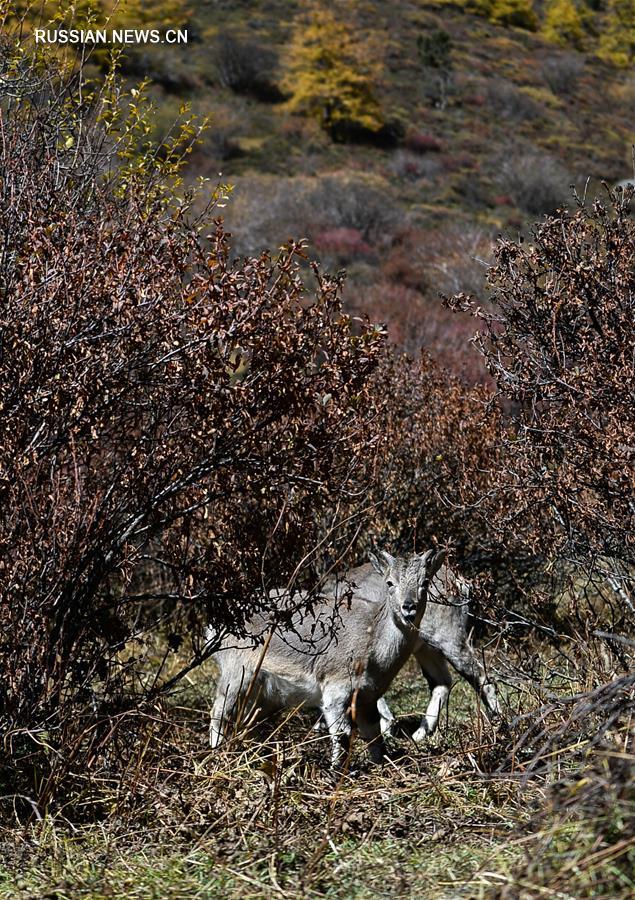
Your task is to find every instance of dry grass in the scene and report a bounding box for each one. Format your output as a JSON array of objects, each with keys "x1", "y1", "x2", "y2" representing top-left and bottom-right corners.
[{"x1": 1, "y1": 646, "x2": 632, "y2": 899}]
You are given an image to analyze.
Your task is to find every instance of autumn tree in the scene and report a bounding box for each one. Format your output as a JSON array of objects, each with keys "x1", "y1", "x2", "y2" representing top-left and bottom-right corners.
[
  {"x1": 542, "y1": 0, "x2": 586, "y2": 49},
  {"x1": 282, "y1": 1, "x2": 389, "y2": 142},
  {"x1": 598, "y1": 0, "x2": 635, "y2": 66},
  {"x1": 489, "y1": 0, "x2": 538, "y2": 29},
  {"x1": 417, "y1": 28, "x2": 454, "y2": 110},
  {"x1": 467, "y1": 0, "x2": 538, "y2": 31}
]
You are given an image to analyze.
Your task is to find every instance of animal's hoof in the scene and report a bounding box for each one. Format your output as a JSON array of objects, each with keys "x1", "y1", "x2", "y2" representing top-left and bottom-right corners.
[{"x1": 411, "y1": 727, "x2": 430, "y2": 744}]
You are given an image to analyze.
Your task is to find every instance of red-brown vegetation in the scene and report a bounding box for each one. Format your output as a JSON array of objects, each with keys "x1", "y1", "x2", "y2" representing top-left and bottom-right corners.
[{"x1": 0, "y1": 55, "x2": 387, "y2": 802}]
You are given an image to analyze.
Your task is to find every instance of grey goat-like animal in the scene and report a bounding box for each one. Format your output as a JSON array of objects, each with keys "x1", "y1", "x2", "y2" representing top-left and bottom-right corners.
[
  {"x1": 208, "y1": 548, "x2": 445, "y2": 766},
  {"x1": 345, "y1": 563, "x2": 500, "y2": 741}
]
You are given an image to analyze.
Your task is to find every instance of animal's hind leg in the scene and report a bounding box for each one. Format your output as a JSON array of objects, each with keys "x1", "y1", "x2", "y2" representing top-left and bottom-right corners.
[
  {"x1": 412, "y1": 646, "x2": 452, "y2": 743},
  {"x1": 444, "y1": 641, "x2": 500, "y2": 719}
]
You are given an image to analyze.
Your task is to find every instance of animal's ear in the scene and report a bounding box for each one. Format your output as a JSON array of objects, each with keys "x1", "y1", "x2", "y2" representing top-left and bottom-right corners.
[
  {"x1": 369, "y1": 550, "x2": 396, "y2": 576},
  {"x1": 420, "y1": 548, "x2": 446, "y2": 579}
]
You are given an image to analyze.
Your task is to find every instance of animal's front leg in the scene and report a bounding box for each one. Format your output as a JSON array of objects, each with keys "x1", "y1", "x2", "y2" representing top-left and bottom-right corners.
[
  {"x1": 356, "y1": 700, "x2": 387, "y2": 764},
  {"x1": 210, "y1": 680, "x2": 241, "y2": 748},
  {"x1": 312, "y1": 713, "x2": 327, "y2": 733},
  {"x1": 481, "y1": 677, "x2": 501, "y2": 718},
  {"x1": 321, "y1": 685, "x2": 352, "y2": 769}
]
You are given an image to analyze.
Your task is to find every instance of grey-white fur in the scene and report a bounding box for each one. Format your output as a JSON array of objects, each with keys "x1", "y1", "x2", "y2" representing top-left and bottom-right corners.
[
  {"x1": 365, "y1": 563, "x2": 501, "y2": 741},
  {"x1": 208, "y1": 548, "x2": 445, "y2": 766}
]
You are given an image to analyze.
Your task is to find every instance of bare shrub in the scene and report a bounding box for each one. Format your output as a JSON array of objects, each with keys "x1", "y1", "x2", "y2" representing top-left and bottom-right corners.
[
  {"x1": 380, "y1": 229, "x2": 431, "y2": 293},
  {"x1": 450, "y1": 189, "x2": 635, "y2": 607},
  {"x1": 387, "y1": 150, "x2": 443, "y2": 182},
  {"x1": 211, "y1": 31, "x2": 283, "y2": 102},
  {"x1": 499, "y1": 149, "x2": 572, "y2": 216},
  {"x1": 313, "y1": 227, "x2": 373, "y2": 262},
  {"x1": 355, "y1": 352, "x2": 506, "y2": 570},
  {"x1": 382, "y1": 224, "x2": 493, "y2": 301},
  {"x1": 485, "y1": 78, "x2": 541, "y2": 122},
  {"x1": 442, "y1": 151, "x2": 478, "y2": 173},
  {"x1": 417, "y1": 224, "x2": 494, "y2": 297},
  {"x1": 351, "y1": 282, "x2": 430, "y2": 352},
  {"x1": 366, "y1": 225, "x2": 493, "y2": 378},
  {"x1": 498, "y1": 672, "x2": 634, "y2": 895},
  {"x1": 307, "y1": 173, "x2": 402, "y2": 246},
  {"x1": 541, "y1": 53, "x2": 585, "y2": 96},
  {"x1": 352, "y1": 282, "x2": 486, "y2": 382},
  {"x1": 222, "y1": 172, "x2": 401, "y2": 260},
  {"x1": 404, "y1": 131, "x2": 443, "y2": 153},
  {"x1": 219, "y1": 175, "x2": 315, "y2": 258}
]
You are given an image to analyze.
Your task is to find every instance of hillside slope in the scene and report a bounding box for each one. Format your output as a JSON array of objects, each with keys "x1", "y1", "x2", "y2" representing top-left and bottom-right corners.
[{"x1": 109, "y1": 0, "x2": 635, "y2": 371}]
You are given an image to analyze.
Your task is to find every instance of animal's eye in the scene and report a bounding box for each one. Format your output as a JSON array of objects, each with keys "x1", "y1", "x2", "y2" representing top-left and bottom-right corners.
[{"x1": 386, "y1": 580, "x2": 394, "y2": 589}]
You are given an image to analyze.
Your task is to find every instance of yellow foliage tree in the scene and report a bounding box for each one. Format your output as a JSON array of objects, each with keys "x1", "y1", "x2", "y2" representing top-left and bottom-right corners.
[
  {"x1": 542, "y1": 0, "x2": 586, "y2": 49},
  {"x1": 489, "y1": 0, "x2": 538, "y2": 30},
  {"x1": 598, "y1": 0, "x2": 635, "y2": 66},
  {"x1": 282, "y1": 2, "x2": 385, "y2": 141},
  {"x1": 466, "y1": 0, "x2": 538, "y2": 31}
]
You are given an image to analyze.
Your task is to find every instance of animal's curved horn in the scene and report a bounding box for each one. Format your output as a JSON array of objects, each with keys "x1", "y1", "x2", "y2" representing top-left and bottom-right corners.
[
  {"x1": 420, "y1": 548, "x2": 446, "y2": 578},
  {"x1": 379, "y1": 550, "x2": 397, "y2": 568},
  {"x1": 368, "y1": 551, "x2": 383, "y2": 575}
]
